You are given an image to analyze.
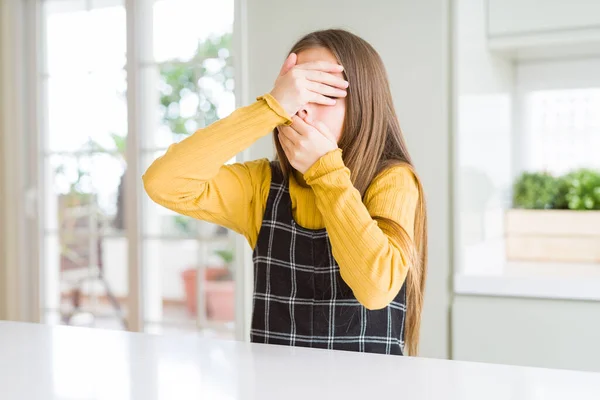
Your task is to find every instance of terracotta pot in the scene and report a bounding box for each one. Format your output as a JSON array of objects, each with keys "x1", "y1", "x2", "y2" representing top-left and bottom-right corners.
[
  {"x1": 181, "y1": 267, "x2": 234, "y2": 321},
  {"x1": 205, "y1": 280, "x2": 235, "y2": 322}
]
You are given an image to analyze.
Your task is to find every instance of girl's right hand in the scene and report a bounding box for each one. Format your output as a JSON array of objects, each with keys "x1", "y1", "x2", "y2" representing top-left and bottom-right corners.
[{"x1": 270, "y1": 53, "x2": 349, "y2": 117}]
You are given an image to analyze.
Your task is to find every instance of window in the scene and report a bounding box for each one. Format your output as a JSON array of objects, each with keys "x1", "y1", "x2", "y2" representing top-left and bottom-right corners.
[
  {"x1": 454, "y1": 56, "x2": 600, "y2": 300},
  {"x1": 39, "y1": 0, "x2": 238, "y2": 336},
  {"x1": 521, "y1": 88, "x2": 600, "y2": 176}
]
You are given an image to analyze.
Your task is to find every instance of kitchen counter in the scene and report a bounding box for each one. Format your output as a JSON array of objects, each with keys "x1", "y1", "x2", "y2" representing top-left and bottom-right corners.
[{"x1": 1, "y1": 321, "x2": 599, "y2": 399}]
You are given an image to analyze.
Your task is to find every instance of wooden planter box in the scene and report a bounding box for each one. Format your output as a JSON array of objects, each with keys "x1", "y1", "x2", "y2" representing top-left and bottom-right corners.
[{"x1": 505, "y1": 209, "x2": 600, "y2": 263}]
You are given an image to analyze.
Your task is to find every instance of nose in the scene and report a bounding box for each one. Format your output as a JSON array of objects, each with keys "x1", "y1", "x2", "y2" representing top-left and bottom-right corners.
[{"x1": 297, "y1": 105, "x2": 312, "y2": 120}]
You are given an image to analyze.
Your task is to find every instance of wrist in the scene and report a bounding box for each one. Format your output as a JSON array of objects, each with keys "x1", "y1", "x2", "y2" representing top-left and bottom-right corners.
[
  {"x1": 304, "y1": 149, "x2": 346, "y2": 184},
  {"x1": 268, "y1": 90, "x2": 291, "y2": 114},
  {"x1": 260, "y1": 93, "x2": 293, "y2": 124}
]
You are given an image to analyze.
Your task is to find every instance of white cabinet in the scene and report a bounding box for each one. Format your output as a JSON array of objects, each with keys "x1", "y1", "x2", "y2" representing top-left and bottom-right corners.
[
  {"x1": 486, "y1": 0, "x2": 600, "y2": 59},
  {"x1": 452, "y1": 295, "x2": 600, "y2": 372},
  {"x1": 488, "y1": 0, "x2": 600, "y2": 36}
]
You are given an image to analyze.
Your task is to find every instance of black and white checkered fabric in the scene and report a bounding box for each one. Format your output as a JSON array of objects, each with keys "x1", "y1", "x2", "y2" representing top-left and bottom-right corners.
[{"x1": 250, "y1": 162, "x2": 407, "y2": 355}]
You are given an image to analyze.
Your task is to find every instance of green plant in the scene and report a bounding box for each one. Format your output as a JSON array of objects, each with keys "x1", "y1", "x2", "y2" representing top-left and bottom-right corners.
[
  {"x1": 512, "y1": 169, "x2": 600, "y2": 210},
  {"x1": 213, "y1": 249, "x2": 234, "y2": 281},
  {"x1": 159, "y1": 33, "x2": 233, "y2": 138},
  {"x1": 215, "y1": 249, "x2": 234, "y2": 264},
  {"x1": 54, "y1": 161, "x2": 94, "y2": 199},
  {"x1": 562, "y1": 169, "x2": 600, "y2": 210},
  {"x1": 173, "y1": 215, "x2": 195, "y2": 234},
  {"x1": 512, "y1": 171, "x2": 564, "y2": 209}
]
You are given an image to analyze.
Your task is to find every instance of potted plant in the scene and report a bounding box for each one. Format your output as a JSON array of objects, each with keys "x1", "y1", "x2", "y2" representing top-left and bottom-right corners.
[
  {"x1": 181, "y1": 248, "x2": 235, "y2": 321},
  {"x1": 506, "y1": 169, "x2": 600, "y2": 263}
]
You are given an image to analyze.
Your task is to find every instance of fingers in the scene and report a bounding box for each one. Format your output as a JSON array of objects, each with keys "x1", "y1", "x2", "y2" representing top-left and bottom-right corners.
[
  {"x1": 306, "y1": 80, "x2": 347, "y2": 99},
  {"x1": 308, "y1": 92, "x2": 337, "y2": 106},
  {"x1": 278, "y1": 53, "x2": 297, "y2": 77},
  {"x1": 296, "y1": 61, "x2": 344, "y2": 73},
  {"x1": 290, "y1": 115, "x2": 312, "y2": 135},
  {"x1": 305, "y1": 70, "x2": 349, "y2": 90},
  {"x1": 279, "y1": 125, "x2": 302, "y2": 144},
  {"x1": 278, "y1": 130, "x2": 294, "y2": 156},
  {"x1": 296, "y1": 115, "x2": 338, "y2": 144}
]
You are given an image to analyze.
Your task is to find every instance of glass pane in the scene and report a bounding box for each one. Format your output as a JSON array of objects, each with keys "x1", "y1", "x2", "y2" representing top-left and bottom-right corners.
[
  {"x1": 152, "y1": 0, "x2": 234, "y2": 63},
  {"x1": 44, "y1": 0, "x2": 126, "y2": 76},
  {"x1": 42, "y1": 153, "x2": 128, "y2": 330},
  {"x1": 142, "y1": 239, "x2": 235, "y2": 329},
  {"x1": 141, "y1": 0, "x2": 237, "y2": 336},
  {"x1": 45, "y1": 153, "x2": 126, "y2": 231},
  {"x1": 526, "y1": 88, "x2": 600, "y2": 176},
  {"x1": 141, "y1": 56, "x2": 236, "y2": 149},
  {"x1": 142, "y1": 0, "x2": 235, "y2": 150},
  {"x1": 41, "y1": 0, "x2": 130, "y2": 333},
  {"x1": 88, "y1": 1, "x2": 127, "y2": 72},
  {"x1": 44, "y1": 0, "x2": 88, "y2": 75},
  {"x1": 42, "y1": 233, "x2": 128, "y2": 331},
  {"x1": 45, "y1": 71, "x2": 127, "y2": 152},
  {"x1": 142, "y1": 239, "x2": 199, "y2": 327}
]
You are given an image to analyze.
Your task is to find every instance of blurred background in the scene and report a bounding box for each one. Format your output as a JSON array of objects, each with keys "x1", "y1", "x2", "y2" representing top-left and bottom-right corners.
[{"x1": 1, "y1": 0, "x2": 599, "y2": 375}]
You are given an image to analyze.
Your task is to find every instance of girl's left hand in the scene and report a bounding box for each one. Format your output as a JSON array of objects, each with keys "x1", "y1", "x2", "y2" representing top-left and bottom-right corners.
[{"x1": 277, "y1": 115, "x2": 338, "y2": 175}]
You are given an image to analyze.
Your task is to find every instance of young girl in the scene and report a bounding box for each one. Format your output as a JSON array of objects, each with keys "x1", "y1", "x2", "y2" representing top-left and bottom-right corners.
[{"x1": 143, "y1": 29, "x2": 427, "y2": 356}]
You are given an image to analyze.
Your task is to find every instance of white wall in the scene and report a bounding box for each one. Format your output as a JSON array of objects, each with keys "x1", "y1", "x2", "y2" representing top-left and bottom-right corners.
[
  {"x1": 242, "y1": 0, "x2": 452, "y2": 359},
  {"x1": 453, "y1": 0, "x2": 514, "y2": 266}
]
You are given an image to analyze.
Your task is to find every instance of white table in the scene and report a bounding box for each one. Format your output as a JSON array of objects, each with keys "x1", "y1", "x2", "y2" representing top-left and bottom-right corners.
[{"x1": 1, "y1": 321, "x2": 599, "y2": 400}]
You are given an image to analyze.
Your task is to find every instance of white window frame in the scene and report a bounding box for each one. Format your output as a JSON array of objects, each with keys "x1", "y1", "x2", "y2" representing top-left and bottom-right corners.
[
  {"x1": 0, "y1": 0, "x2": 41, "y2": 323},
  {"x1": 2, "y1": 0, "x2": 253, "y2": 340},
  {"x1": 513, "y1": 57, "x2": 600, "y2": 178}
]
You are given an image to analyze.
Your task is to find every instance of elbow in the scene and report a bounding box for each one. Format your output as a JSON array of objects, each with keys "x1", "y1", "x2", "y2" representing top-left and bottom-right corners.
[
  {"x1": 142, "y1": 168, "x2": 164, "y2": 202},
  {"x1": 342, "y1": 257, "x2": 406, "y2": 311},
  {"x1": 348, "y1": 273, "x2": 399, "y2": 310},
  {"x1": 142, "y1": 168, "x2": 208, "y2": 213},
  {"x1": 142, "y1": 167, "x2": 178, "y2": 207},
  {"x1": 346, "y1": 263, "x2": 405, "y2": 311},
  {"x1": 142, "y1": 172, "x2": 160, "y2": 203},
  {"x1": 355, "y1": 290, "x2": 396, "y2": 311}
]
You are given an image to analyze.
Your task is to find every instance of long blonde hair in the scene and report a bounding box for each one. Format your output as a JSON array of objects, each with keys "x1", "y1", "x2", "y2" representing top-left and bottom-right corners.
[{"x1": 274, "y1": 29, "x2": 428, "y2": 356}]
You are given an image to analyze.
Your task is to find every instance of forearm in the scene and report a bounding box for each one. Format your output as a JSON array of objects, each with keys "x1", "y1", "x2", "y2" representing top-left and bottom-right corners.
[
  {"x1": 143, "y1": 94, "x2": 290, "y2": 199},
  {"x1": 305, "y1": 150, "x2": 415, "y2": 309}
]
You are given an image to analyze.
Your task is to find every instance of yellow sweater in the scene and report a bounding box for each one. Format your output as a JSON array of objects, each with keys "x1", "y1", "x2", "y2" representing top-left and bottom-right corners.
[{"x1": 142, "y1": 94, "x2": 419, "y2": 310}]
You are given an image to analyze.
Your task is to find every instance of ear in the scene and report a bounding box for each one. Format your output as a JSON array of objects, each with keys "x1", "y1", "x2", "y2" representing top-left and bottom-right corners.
[{"x1": 278, "y1": 53, "x2": 297, "y2": 77}]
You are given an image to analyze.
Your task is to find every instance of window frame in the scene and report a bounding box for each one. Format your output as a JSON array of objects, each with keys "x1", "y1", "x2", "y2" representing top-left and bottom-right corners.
[
  {"x1": 5, "y1": 0, "x2": 252, "y2": 339},
  {"x1": 513, "y1": 57, "x2": 600, "y2": 178}
]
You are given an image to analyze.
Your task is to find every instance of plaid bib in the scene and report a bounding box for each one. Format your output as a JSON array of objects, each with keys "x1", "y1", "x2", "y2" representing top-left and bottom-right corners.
[{"x1": 250, "y1": 162, "x2": 406, "y2": 355}]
